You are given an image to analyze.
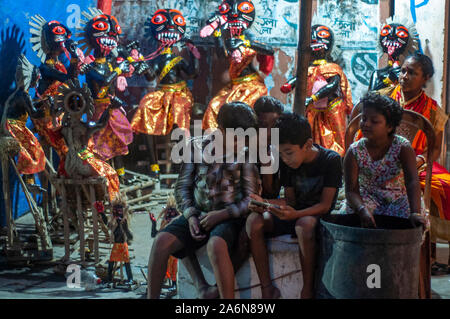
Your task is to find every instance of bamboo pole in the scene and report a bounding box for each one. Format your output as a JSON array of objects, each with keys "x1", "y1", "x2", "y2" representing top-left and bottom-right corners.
[
  {"x1": 9, "y1": 157, "x2": 52, "y2": 250},
  {"x1": 60, "y1": 182, "x2": 70, "y2": 261},
  {"x1": 1, "y1": 157, "x2": 14, "y2": 248},
  {"x1": 75, "y1": 187, "x2": 85, "y2": 264},
  {"x1": 293, "y1": 0, "x2": 313, "y2": 115},
  {"x1": 90, "y1": 185, "x2": 99, "y2": 264}
]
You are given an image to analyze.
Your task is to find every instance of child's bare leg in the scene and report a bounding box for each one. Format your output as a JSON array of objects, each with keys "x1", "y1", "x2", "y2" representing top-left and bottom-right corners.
[
  {"x1": 148, "y1": 232, "x2": 184, "y2": 299},
  {"x1": 246, "y1": 212, "x2": 280, "y2": 299},
  {"x1": 295, "y1": 216, "x2": 318, "y2": 299},
  {"x1": 207, "y1": 236, "x2": 235, "y2": 299},
  {"x1": 181, "y1": 254, "x2": 219, "y2": 299},
  {"x1": 231, "y1": 227, "x2": 250, "y2": 273}
]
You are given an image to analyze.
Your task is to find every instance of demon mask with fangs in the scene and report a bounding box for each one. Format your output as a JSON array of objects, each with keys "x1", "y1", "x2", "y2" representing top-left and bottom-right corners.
[
  {"x1": 220, "y1": 0, "x2": 256, "y2": 37},
  {"x1": 149, "y1": 9, "x2": 186, "y2": 46},
  {"x1": 29, "y1": 15, "x2": 74, "y2": 63},
  {"x1": 379, "y1": 23, "x2": 410, "y2": 61},
  {"x1": 310, "y1": 24, "x2": 334, "y2": 59},
  {"x1": 85, "y1": 13, "x2": 122, "y2": 56}
]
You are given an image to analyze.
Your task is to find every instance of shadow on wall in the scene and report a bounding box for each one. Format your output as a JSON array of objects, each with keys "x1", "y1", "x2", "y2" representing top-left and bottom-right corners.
[{"x1": 0, "y1": 24, "x2": 33, "y2": 227}]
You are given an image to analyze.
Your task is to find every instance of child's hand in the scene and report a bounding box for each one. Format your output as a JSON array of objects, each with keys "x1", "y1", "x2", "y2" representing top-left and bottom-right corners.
[
  {"x1": 188, "y1": 216, "x2": 207, "y2": 241},
  {"x1": 269, "y1": 205, "x2": 297, "y2": 220},
  {"x1": 199, "y1": 209, "x2": 228, "y2": 232},
  {"x1": 360, "y1": 210, "x2": 377, "y2": 228},
  {"x1": 248, "y1": 194, "x2": 266, "y2": 214},
  {"x1": 409, "y1": 213, "x2": 426, "y2": 227}
]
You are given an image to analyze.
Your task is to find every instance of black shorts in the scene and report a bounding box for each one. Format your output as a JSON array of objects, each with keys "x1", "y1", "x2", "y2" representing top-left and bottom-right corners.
[
  {"x1": 269, "y1": 215, "x2": 297, "y2": 238},
  {"x1": 160, "y1": 215, "x2": 244, "y2": 259},
  {"x1": 268, "y1": 214, "x2": 319, "y2": 238}
]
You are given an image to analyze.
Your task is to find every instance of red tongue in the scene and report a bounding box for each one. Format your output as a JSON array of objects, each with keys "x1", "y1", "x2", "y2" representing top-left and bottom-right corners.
[
  {"x1": 388, "y1": 45, "x2": 395, "y2": 56},
  {"x1": 61, "y1": 42, "x2": 70, "y2": 60}
]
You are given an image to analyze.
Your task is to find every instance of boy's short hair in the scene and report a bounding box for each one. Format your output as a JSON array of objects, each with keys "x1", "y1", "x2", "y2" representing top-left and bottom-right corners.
[
  {"x1": 217, "y1": 101, "x2": 257, "y2": 130},
  {"x1": 273, "y1": 112, "x2": 312, "y2": 147},
  {"x1": 361, "y1": 92, "x2": 403, "y2": 135},
  {"x1": 253, "y1": 96, "x2": 285, "y2": 116}
]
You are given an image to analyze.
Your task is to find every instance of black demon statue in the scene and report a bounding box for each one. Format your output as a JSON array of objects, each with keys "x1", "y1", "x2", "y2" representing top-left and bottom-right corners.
[
  {"x1": 200, "y1": 0, "x2": 274, "y2": 130},
  {"x1": 130, "y1": 8, "x2": 201, "y2": 178}
]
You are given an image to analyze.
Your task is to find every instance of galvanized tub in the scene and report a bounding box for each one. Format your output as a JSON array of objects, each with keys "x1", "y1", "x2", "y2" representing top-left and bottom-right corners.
[{"x1": 316, "y1": 214, "x2": 423, "y2": 299}]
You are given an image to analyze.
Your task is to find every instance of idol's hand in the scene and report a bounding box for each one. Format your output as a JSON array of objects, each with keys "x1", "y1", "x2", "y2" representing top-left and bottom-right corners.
[
  {"x1": 117, "y1": 59, "x2": 130, "y2": 74},
  {"x1": 305, "y1": 97, "x2": 313, "y2": 106},
  {"x1": 65, "y1": 39, "x2": 79, "y2": 59},
  {"x1": 184, "y1": 38, "x2": 201, "y2": 59},
  {"x1": 226, "y1": 37, "x2": 245, "y2": 51}
]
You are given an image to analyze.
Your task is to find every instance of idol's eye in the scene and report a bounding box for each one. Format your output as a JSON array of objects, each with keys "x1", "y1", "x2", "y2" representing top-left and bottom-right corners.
[
  {"x1": 152, "y1": 13, "x2": 167, "y2": 24},
  {"x1": 380, "y1": 25, "x2": 391, "y2": 37},
  {"x1": 219, "y1": 2, "x2": 230, "y2": 14},
  {"x1": 52, "y1": 26, "x2": 66, "y2": 35},
  {"x1": 238, "y1": 1, "x2": 255, "y2": 13},
  {"x1": 92, "y1": 20, "x2": 108, "y2": 31},
  {"x1": 396, "y1": 27, "x2": 409, "y2": 38},
  {"x1": 318, "y1": 30, "x2": 330, "y2": 38},
  {"x1": 173, "y1": 14, "x2": 186, "y2": 26},
  {"x1": 111, "y1": 16, "x2": 122, "y2": 34}
]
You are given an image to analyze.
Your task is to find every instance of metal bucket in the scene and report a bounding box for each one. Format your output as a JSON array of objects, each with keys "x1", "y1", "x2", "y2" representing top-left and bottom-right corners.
[{"x1": 316, "y1": 214, "x2": 423, "y2": 299}]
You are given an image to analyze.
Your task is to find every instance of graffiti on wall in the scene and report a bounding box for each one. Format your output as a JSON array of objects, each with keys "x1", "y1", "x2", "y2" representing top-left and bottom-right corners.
[
  {"x1": 115, "y1": 0, "x2": 299, "y2": 49},
  {"x1": 316, "y1": 0, "x2": 379, "y2": 102}
]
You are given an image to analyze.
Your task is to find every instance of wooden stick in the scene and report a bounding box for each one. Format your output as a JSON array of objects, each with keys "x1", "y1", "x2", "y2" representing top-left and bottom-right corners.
[
  {"x1": 1, "y1": 157, "x2": 14, "y2": 248},
  {"x1": 127, "y1": 193, "x2": 159, "y2": 205},
  {"x1": 90, "y1": 185, "x2": 99, "y2": 264},
  {"x1": 120, "y1": 181, "x2": 155, "y2": 194},
  {"x1": 124, "y1": 169, "x2": 155, "y2": 181},
  {"x1": 75, "y1": 187, "x2": 85, "y2": 263},
  {"x1": 129, "y1": 201, "x2": 160, "y2": 211},
  {"x1": 9, "y1": 157, "x2": 52, "y2": 250},
  {"x1": 293, "y1": 0, "x2": 313, "y2": 115},
  {"x1": 60, "y1": 182, "x2": 70, "y2": 261}
]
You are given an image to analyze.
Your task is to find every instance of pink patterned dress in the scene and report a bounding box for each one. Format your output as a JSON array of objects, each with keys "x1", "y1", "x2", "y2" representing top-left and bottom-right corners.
[{"x1": 346, "y1": 135, "x2": 411, "y2": 219}]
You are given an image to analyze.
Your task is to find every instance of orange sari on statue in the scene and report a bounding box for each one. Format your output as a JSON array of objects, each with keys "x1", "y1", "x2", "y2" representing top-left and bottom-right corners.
[
  {"x1": 391, "y1": 85, "x2": 450, "y2": 238},
  {"x1": 202, "y1": 47, "x2": 267, "y2": 130},
  {"x1": 306, "y1": 60, "x2": 353, "y2": 156}
]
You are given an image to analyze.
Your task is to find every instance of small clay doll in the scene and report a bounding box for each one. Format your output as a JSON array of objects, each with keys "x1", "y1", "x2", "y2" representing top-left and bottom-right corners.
[
  {"x1": 149, "y1": 195, "x2": 180, "y2": 294},
  {"x1": 107, "y1": 198, "x2": 134, "y2": 286}
]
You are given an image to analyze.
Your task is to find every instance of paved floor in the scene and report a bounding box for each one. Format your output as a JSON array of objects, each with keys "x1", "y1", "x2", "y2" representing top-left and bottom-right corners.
[{"x1": 0, "y1": 206, "x2": 449, "y2": 299}]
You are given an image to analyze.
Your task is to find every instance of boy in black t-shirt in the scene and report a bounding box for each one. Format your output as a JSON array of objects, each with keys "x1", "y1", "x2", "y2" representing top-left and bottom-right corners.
[{"x1": 246, "y1": 113, "x2": 342, "y2": 299}]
